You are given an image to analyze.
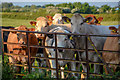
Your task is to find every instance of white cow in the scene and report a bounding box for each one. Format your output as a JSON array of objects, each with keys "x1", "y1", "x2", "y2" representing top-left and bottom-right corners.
[
  {"x1": 62, "y1": 13, "x2": 116, "y2": 76},
  {"x1": 45, "y1": 27, "x2": 76, "y2": 78},
  {"x1": 53, "y1": 13, "x2": 63, "y2": 24}
]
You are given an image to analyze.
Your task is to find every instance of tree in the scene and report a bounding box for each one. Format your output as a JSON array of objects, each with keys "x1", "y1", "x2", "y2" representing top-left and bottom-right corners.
[
  {"x1": 1, "y1": 2, "x2": 13, "y2": 8},
  {"x1": 45, "y1": 4, "x2": 54, "y2": 7},
  {"x1": 30, "y1": 5, "x2": 37, "y2": 9},
  {"x1": 24, "y1": 5, "x2": 31, "y2": 8},
  {"x1": 73, "y1": 2, "x2": 82, "y2": 9},
  {"x1": 82, "y1": 2, "x2": 91, "y2": 14},
  {"x1": 100, "y1": 5, "x2": 111, "y2": 13},
  {"x1": 90, "y1": 6, "x2": 97, "y2": 14}
]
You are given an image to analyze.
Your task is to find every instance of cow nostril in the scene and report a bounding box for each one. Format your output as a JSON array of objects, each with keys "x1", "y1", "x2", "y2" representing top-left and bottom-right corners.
[
  {"x1": 58, "y1": 49, "x2": 63, "y2": 52},
  {"x1": 22, "y1": 42, "x2": 25, "y2": 44}
]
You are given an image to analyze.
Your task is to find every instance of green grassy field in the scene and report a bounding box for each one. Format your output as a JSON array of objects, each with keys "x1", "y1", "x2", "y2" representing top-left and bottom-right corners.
[
  {"x1": 101, "y1": 21, "x2": 119, "y2": 26},
  {"x1": 1, "y1": 18, "x2": 119, "y2": 27},
  {"x1": 1, "y1": 18, "x2": 35, "y2": 27}
]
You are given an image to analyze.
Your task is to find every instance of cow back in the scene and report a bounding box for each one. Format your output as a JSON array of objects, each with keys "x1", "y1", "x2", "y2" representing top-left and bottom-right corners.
[{"x1": 103, "y1": 32, "x2": 120, "y2": 64}]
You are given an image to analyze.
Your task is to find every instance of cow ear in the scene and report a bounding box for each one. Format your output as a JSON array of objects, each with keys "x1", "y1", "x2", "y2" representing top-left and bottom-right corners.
[
  {"x1": 28, "y1": 28, "x2": 35, "y2": 31},
  {"x1": 83, "y1": 17, "x2": 93, "y2": 23},
  {"x1": 97, "y1": 17, "x2": 103, "y2": 23},
  {"x1": 109, "y1": 26, "x2": 118, "y2": 33},
  {"x1": 9, "y1": 28, "x2": 17, "y2": 34},
  {"x1": 46, "y1": 34, "x2": 54, "y2": 38},
  {"x1": 46, "y1": 16, "x2": 53, "y2": 21},
  {"x1": 62, "y1": 16, "x2": 71, "y2": 23},
  {"x1": 30, "y1": 21, "x2": 36, "y2": 26},
  {"x1": 118, "y1": 26, "x2": 120, "y2": 34},
  {"x1": 47, "y1": 21, "x2": 52, "y2": 26}
]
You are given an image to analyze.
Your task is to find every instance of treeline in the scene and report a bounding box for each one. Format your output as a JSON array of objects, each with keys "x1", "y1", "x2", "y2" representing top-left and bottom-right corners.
[{"x1": 0, "y1": 2, "x2": 120, "y2": 14}]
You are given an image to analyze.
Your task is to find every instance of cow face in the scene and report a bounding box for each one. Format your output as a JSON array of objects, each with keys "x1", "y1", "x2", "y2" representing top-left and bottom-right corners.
[
  {"x1": 17, "y1": 33, "x2": 27, "y2": 45},
  {"x1": 46, "y1": 27, "x2": 72, "y2": 66},
  {"x1": 10, "y1": 25, "x2": 29, "y2": 45},
  {"x1": 53, "y1": 13, "x2": 63, "y2": 24},
  {"x1": 30, "y1": 17, "x2": 52, "y2": 38},
  {"x1": 30, "y1": 17, "x2": 52, "y2": 32},
  {"x1": 62, "y1": 13, "x2": 92, "y2": 34}
]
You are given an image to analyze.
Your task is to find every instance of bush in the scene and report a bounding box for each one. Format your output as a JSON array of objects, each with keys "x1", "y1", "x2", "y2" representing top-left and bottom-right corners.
[{"x1": 2, "y1": 63, "x2": 14, "y2": 79}]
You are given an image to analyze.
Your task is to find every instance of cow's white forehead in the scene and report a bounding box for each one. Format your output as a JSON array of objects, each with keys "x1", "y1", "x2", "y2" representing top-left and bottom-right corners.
[
  {"x1": 53, "y1": 13, "x2": 62, "y2": 20},
  {"x1": 71, "y1": 13, "x2": 84, "y2": 22}
]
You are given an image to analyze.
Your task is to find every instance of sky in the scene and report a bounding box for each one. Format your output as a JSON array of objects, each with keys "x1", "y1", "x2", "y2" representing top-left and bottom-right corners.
[
  {"x1": 1, "y1": 0, "x2": 120, "y2": 2},
  {"x1": 0, "y1": 0, "x2": 120, "y2": 7}
]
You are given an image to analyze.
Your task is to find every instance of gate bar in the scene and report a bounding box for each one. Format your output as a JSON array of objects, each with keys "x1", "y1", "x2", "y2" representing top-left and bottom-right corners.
[
  {"x1": 55, "y1": 33, "x2": 59, "y2": 80},
  {"x1": 85, "y1": 35, "x2": 89, "y2": 79},
  {"x1": 26, "y1": 32, "x2": 31, "y2": 73}
]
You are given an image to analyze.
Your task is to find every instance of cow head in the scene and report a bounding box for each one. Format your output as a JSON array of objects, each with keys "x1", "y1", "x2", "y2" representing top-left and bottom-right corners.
[
  {"x1": 30, "y1": 17, "x2": 52, "y2": 32},
  {"x1": 30, "y1": 17, "x2": 53, "y2": 38},
  {"x1": 46, "y1": 15, "x2": 54, "y2": 21},
  {"x1": 46, "y1": 27, "x2": 73, "y2": 66},
  {"x1": 109, "y1": 26, "x2": 118, "y2": 33},
  {"x1": 10, "y1": 25, "x2": 34, "y2": 45},
  {"x1": 52, "y1": 13, "x2": 63, "y2": 24},
  {"x1": 62, "y1": 13, "x2": 92, "y2": 34}
]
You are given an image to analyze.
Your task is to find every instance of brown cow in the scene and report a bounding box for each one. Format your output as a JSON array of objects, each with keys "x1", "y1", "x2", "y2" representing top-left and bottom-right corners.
[
  {"x1": 7, "y1": 25, "x2": 38, "y2": 72},
  {"x1": 30, "y1": 17, "x2": 71, "y2": 39},
  {"x1": 85, "y1": 15, "x2": 103, "y2": 25},
  {"x1": 103, "y1": 26, "x2": 120, "y2": 74}
]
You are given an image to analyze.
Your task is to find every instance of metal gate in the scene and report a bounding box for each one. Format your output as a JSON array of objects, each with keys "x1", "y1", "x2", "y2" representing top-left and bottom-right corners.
[{"x1": 1, "y1": 28, "x2": 120, "y2": 79}]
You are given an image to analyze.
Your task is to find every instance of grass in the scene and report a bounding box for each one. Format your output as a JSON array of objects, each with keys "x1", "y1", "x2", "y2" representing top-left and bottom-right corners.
[
  {"x1": 1, "y1": 18, "x2": 35, "y2": 27},
  {"x1": 101, "y1": 21, "x2": 119, "y2": 26},
  {"x1": 1, "y1": 18, "x2": 119, "y2": 27}
]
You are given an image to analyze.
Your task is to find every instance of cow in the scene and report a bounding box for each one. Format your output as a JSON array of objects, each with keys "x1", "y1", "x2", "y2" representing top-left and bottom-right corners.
[
  {"x1": 85, "y1": 15, "x2": 103, "y2": 25},
  {"x1": 62, "y1": 13, "x2": 114, "y2": 77},
  {"x1": 7, "y1": 25, "x2": 38, "y2": 72},
  {"x1": 45, "y1": 27, "x2": 76, "y2": 78},
  {"x1": 30, "y1": 16, "x2": 71, "y2": 38},
  {"x1": 0, "y1": 26, "x2": 15, "y2": 53},
  {"x1": 52, "y1": 13, "x2": 63, "y2": 24},
  {"x1": 103, "y1": 26, "x2": 120, "y2": 74}
]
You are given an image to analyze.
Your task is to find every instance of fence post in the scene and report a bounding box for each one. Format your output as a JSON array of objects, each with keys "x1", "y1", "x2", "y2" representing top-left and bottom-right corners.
[
  {"x1": 85, "y1": 35, "x2": 89, "y2": 79},
  {"x1": 1, "y1": 29, "x2": 4, "y2": 64},
  {"x1": 26, "y1": 32, "x2": 31, "y2": 73},
  {"x1": 55, "y1": 33, "x2": 59, "y2": 80}
]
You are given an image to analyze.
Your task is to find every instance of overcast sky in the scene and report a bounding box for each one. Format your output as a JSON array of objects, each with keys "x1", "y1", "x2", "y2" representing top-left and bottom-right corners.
[{"x1": 1, "y1": 0, "x2": 120, "y2": 2}]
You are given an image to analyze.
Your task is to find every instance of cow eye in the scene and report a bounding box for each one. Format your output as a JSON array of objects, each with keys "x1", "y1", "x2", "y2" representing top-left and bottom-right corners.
[
  {"x1": 45, "y1": 25, "x2": 47, "y2": 27},
  {"x1": 71, "y1": 22, "x2": 73, "y2": 25},
  {"x1": 80, "y1": 22, "x2": 84, "y2": 25},
  {"x1": 65, "y1": 38, "x2": 67, "y2": 41}
]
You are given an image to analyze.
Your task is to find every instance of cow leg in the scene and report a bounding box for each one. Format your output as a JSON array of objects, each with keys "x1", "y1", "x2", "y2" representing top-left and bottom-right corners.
[
  {"x1": 9, "y1": 56, "x2": 20, "y2": 72},
  {"x1": 50, "y1": 59, "x2": 56, "y2": 78},
  {"x1": 60, "y1": 67, "x2": 64, "y2": 79},
  {"x1": 81, "y1": 63, "x2": 87, "y2": 78},
  {"x1": 94, "y1": 55, "x2": 100, "y2": 74},
  {"x1": 71, "y1": 61, "x2": 77, "y2": 79},
  {"x1": 32, "y1": 61, "x2": 35, "y2": 71},
  {"x1": 104, "y1": 65, "x2": 109, "y2": 74},
  {"x1": 48, "y1": 53, "x2": 56, "y2": 78}
]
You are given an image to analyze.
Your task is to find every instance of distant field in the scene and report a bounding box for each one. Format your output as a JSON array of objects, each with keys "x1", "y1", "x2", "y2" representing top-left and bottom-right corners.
[
  {"x1": 1, "y1": 18, "x2": 35, "y2": 28},
  {"x1": 101, "y1": 21, "x2": 119, "y2": 26},
  {"x1": 1, "y1": 18, "x2": 119, "y2": 27}
]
